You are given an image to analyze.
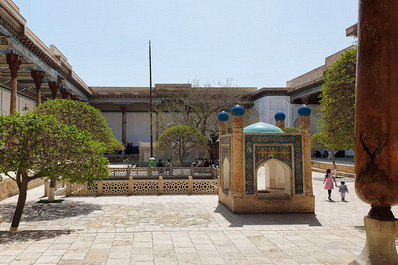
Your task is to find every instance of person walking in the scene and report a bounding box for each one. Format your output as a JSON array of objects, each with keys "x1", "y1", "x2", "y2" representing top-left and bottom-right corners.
[
  {"x1": 323, "y1": 169, "x2": 337, "y2": 201},
  {"x1": 337, "y1": 181, "x2": 349, "y2": 202}
]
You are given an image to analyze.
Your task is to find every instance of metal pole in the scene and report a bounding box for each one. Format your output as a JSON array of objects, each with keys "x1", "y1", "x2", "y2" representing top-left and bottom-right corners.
[{"x1": 149, "y1": 40, "x2": 154, "y2": 157}]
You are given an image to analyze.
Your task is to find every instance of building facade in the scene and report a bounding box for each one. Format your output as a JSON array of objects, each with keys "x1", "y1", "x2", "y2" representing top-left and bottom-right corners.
[{"x1": 0, "y1": 0, "x2": 355, "y2": 157}]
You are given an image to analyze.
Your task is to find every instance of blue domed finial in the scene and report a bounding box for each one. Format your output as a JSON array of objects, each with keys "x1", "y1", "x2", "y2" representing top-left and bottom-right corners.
[
  {"x1": 218, "y1": 111, "x2": 229, "y2": 122},
  {"x1": 231, "y1": 105, "x2": 244, "y2": 116},
  {"x1": 274, "y1": 111, "x2": 286, "y2": 121},
  {"x1": 298, "y1": 104, "x2": 312, "y2": 116}
]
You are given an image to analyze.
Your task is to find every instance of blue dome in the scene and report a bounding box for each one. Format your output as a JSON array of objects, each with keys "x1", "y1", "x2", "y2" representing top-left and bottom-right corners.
[
  {"x1": 218, "y1": 111, "x2": 229, "y2": 121},
  {"x1": 274, "y1": 111, "x2": 286, "y2": 121},
  {"x1": 244, "y1": 122, "x2": 284, "y2": 134},
  {"x1": 231, "y1": 105, "x2": 245, "y2": 116},
  {"x1": 298, "y1": 105, "x2": 312, "y2": 116}
]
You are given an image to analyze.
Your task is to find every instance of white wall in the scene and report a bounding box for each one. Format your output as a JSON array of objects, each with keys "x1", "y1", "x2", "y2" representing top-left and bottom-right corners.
[
  {"x1": 102, "y1": 112, "x2": 154, "y2": 146},
  {"x1": 0, "y1": 87, "x2": 35, "y2": 116},
  {"x1": 102, "y1": 112, "x2": 123, "y2": 142},
  {"x1": 126, "y1": 112, "x2": 151, "y2": 145},
  {"x1": 254, "y1": 96, "x2": 292, "y2": 127}
]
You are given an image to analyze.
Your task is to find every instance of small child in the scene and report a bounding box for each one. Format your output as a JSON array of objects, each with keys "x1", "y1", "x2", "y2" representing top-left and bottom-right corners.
[{"x1": 338, "y1": 181, "x2": 349, "y2": 201}]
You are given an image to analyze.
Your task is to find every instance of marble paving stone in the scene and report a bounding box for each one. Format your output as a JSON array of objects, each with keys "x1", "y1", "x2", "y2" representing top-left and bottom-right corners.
[{"x1": 0, "y1": 172, "x2": 396, "y2": 265}]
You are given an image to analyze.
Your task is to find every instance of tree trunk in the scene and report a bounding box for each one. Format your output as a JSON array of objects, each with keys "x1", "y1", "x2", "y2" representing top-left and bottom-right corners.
[
  {"x1": 331, "y1": 150, "x2": 337, "y2": 177},
  {"x1": 10, "y1": 174, "x2": 28, "y2": 231},
  {"x1": 48, "y1": 178, "x2": 56, "y2": 202}
]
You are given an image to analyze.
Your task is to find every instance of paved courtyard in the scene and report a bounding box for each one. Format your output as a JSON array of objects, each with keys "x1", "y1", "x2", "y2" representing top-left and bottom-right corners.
[{"x1": 0, "y1": 172, "x2": 397, "y2": 265}]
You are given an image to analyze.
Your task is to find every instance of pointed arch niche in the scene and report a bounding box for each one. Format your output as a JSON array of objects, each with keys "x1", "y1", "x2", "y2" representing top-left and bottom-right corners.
[{"x1": 256, "y1": 159, "x2": 292, "y2": 199}]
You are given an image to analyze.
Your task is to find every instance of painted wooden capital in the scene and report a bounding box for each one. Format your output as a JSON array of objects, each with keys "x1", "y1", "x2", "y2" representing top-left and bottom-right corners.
[
  {"x1": 60, "y1": 88, "x2": 69, "y2": 99},
  {"x1": 31, "y1": 70, "x2": 45, "y2": 89},
  {"x1": 48, "y1": 81, "x2": 59, "y2": 99},
  {"x1": 6, "y1": 53, "x2": 22, "y2": 78}
]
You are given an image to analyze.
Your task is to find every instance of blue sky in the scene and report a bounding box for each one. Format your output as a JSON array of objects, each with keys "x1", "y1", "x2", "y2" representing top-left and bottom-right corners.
[{"x1": 14, "y1": 0, "x2": 357, "y2": 88}]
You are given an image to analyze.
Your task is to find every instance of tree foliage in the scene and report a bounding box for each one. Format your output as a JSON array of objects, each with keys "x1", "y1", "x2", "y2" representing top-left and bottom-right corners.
[
  {"x1": 283, "y1": 127, "x2": 299, "y2": 133},
  {"x1": 311, "y1": 131, "x2": 328, "y2": 150},
  {"x1": 0, "y1": 113, "x2": 109, "y2": 230},
  {"x1": 34, "y1": 99, "x2": 123, "y2": 153},
  {"x1": 155, "y1": 125, "x2": 208, "y2": 166},
  {"x1": 319, "y1": 48, "x2": 356, "y2": 151},
  {"x1": 155, "y1": 80, "x2": 257, "y2": 159}
]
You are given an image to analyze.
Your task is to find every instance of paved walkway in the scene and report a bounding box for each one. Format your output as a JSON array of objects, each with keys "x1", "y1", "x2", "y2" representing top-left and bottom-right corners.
[{"x1": 0, "y1": 172, "x2": 397, "y2": 265}]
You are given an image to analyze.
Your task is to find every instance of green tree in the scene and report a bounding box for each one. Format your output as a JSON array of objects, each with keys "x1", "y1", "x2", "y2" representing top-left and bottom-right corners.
[
  {"x1": 155, "y1": 80, "x2": 257, "y2": 160},
  {"x1": 34, "y1": 99, "x2": 123, "y2": 153},
  {"x1": 283, "y1": 127, "x2": 299, "y2": 133},
  {"x1": 318, "y1": 48, "x2": 356, "y2": 171},
  {"x1": 34, "y1": 100, "x2": 122, "y2": 200},
  {"x1": 155, "y1": 125, "x2": 208, "y2": 166},
  {"x1": 0, "y1": 113, "x2": 109, "y2": 231}
]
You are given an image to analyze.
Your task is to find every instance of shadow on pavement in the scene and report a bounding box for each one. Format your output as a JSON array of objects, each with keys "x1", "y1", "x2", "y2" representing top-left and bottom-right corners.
[
  {"x1": 214, "y1": 203, "x2": 322, "y2": 227},
  {"x1": 0, "y1": 229, "x2": 77, "y2": 244},
  {"x1": 0, "y1": 200, "x2": 102, "y2": 223}
]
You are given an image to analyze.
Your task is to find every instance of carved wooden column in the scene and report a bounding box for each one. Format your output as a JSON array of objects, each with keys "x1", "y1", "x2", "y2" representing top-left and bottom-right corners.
[
  {"x1": 121, "y1": 106, "x2": 127, "y2": 145},
  {"x1": 60, "y1": 88, "x2": 69, "y2": 99},
  {"x1": 48, "y1": 81, "x2": 59, "y2": 99},
  {"x1": 6, "y1": 53, "x2": 22, "y2": 114},
  {"x1": 351, "y1": 1, "x2": 398, "y2": 264},
  {"x1": 31, "y1": 70, "x2": 45, "y2": 106}
]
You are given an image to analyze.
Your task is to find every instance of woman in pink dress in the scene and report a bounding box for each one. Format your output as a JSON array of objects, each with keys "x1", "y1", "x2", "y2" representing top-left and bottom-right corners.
[{"x1": 323, "y1": 169, "x2": 337, "y2": 201}]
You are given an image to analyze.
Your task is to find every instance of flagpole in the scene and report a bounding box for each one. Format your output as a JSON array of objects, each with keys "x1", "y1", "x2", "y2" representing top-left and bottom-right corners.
[{"x1": 149, "y1": 40, "x2": 154, "y2": 158}]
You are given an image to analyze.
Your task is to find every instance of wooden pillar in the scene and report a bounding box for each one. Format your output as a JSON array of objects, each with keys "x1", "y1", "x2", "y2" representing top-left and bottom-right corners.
[
  {"x1": 60, "y1": 88, "x2": 69, "y2": 99},
  {"x1": 121, "y1": 106, "x2": 127, "y2": 145},
  {"x1": 355, "y1": 0, "x2": 398, "y2": 219},
  {"x1": 31, "y1": 70, "x2": 45, "y2": 106},
  {"x1": 6, "y1": 53, "x2": 22, "y2": 114},
  {"x1": 350, "y1": 2, "x2": 398, "y2": 264},
  {"x1": 48, "y1": 81, "x2": 59, "y2": 99}
]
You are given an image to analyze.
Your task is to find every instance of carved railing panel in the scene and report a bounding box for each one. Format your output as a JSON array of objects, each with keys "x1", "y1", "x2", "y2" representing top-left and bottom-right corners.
[
  {"x1": 163, "y1": 180, "x2": 189, "y2": 194},
  {"x1": 70, "y1": 182, "x2": 97, "y2": 196},
  {"x1": 133, "y1": 181, "x2": 159, "y2": 194},
  {"x1": 193, "y1": 180, "x2": 218, "y2": 194},
  {"x1": 103, "y1": 181, "x2": 129, "y2": 195},
  {"x1": 67, "y1": 178, "x2": 218, "y2": 196}
]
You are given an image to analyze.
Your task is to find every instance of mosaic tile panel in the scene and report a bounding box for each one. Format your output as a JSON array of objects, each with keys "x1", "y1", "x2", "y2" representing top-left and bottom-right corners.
[{"x1": 245, "y1": 134, "x2": 303, "y2": 195}]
